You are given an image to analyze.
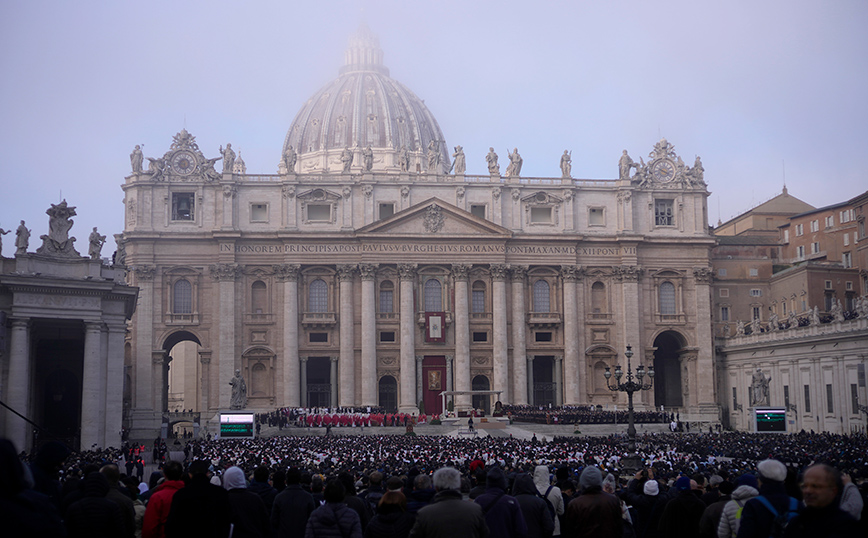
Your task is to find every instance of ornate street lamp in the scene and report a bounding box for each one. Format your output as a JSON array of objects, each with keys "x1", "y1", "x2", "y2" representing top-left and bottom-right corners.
[{"x1": 605, "y1": 345, "x2": 654, "y2": 471}]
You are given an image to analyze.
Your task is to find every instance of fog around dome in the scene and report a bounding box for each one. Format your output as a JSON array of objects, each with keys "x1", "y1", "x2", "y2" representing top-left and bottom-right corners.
[{"x1": 282, "y1": 24, "x2": 450, "y2": 174}]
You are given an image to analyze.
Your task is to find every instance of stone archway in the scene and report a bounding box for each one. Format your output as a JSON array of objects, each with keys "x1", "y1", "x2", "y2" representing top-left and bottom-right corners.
[
  {"x1": 378, "y1": 375, "x2": 398, "y2": 412},
  {"x1": 162, "y1": 331, "x2": 203, "y2": 413},
  {"x1": 652, "y1": 331, "x2": 687, "y2": 408},
  {"x1": 471, "y1": 375, "x2": 491, "y2": 414}
]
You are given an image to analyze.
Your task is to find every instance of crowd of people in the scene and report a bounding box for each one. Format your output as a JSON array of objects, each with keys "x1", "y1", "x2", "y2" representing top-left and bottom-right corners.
[
  {"x1": 3, "y1": 430, "x2": 868, "y2": 537},
  {"x1": 502, "y1": 405, "x2": 671, "y2": 426}
]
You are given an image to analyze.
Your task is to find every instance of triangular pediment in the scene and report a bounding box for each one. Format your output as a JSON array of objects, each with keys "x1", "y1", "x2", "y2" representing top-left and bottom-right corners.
[{"x1": 356, "y1": 197, "x2": 512, "y2": 238}]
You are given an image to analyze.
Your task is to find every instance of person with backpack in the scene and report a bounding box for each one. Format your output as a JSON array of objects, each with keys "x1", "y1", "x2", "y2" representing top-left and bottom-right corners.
[
  {"x1": 718, "y1": 473, "x2": 759, "y2": 538},
  {"x1": 735, "y1": 459, "x2": 798, "y2": 538},
  {"x1": 474, "y1": 466, "x2": 528, "y2": 538},
  {"x1": 512, "y1": 473, "x2": 554, "y2": 538},
  {"x1": 533, "y1": 465, "x2": 564, "y2": 537}
]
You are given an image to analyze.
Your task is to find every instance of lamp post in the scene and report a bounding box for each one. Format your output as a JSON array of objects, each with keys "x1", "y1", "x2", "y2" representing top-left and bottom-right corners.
[{"x1": 604, "y1": 345, "x2": 654, "y2": 471}]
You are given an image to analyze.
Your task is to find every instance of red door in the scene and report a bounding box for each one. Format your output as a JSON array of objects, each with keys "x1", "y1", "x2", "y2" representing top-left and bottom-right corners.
[{"x1": 422, "y1": 356, "x2": 446, "y2": 415}]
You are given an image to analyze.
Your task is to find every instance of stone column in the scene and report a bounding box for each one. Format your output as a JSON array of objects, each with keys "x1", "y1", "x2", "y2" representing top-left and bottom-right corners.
[
  {"x1": 5, "y1": 318, "x2": 30, "y2": 450},
  {"x1": 452, "y1": 264, "x2": 471, "y2": 411},
  {"x1": 199, "y1": 352, "x2": 212, "y2": 413},
  {"x1": 299, "y1": 357, "x2": 308, "y2": 407},
  {"x1": 104, "y1": 322, "x2": 127, "y2": 448},
  {"x1": 527, "y1": 355, "x2": 535, "y2": 406},
  {"x1": 398, "y1": 264, "x2": 417, "y2": 412},
  {"x1": 275, "y1": 264, "x2": 301, "y2": 407},
  {"x1": 416, "y1": 356, "x2": 424, "y2": 408},
  {"x1": 211, "y1": 263, "x2": 239, "y2": 409},
  {"x1": 693, "y1": 267, "x2": 716, "y2": 412},
  {"x1": 337, "y1": 264, "x2": 356, "y2": 407},
  {"x1": 491, "y1": 264, "x2": 509, "y2": 403},
  {"x1": 511, "y1": 266, "x2": 528, "y2": 405},
  {"x1": 618, "y1": 265, "x2": 644, "y2": 404},
  {"x1": 81, "y1": 322, "x2": 104, "y2": 449},
  {"x1": 561, "y1": 266, "x2": 582, "y2": 404},
  {"x1": 131, "y1": 266, "x2": 156, "y2": 428},
  {"x1": 153, "y1": 351, "x2": 168, "y2": 413},
  {"x1": 329, "y1": 357, "x2": 339, "y2": 409},
  {"x1": 554, "y1": 355, "x2": 564, "y2": 406},
  {"x1": 359, "y1": 264, "x2": 378, "y2": 407},
  {"x1": 445, "y1": 355, "x2": 454, "y2": 410}
]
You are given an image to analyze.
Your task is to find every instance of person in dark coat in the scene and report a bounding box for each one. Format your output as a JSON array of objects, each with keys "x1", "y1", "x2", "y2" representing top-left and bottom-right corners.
[
  {"x1": 512, "y1": 473, "x2": 554, "y2": 538},
  {"x1": 409, "y1": 467, "x2": 489, "y2": 538},
  {"x1": 736, "y1": 459, "x2": 797, "y2": 538},
  {"x1": 365, "y1": 490, "x2": 416, "y2": 538},
  {"x1": 64, "y1": 472, "x2": 126, "y2": 538},
  {"x1": 248, "y1": 466, "x2": 278, "y2": 517},
  {"x1": 564, "y1": 466, "x2": 622, "y2": 538},
  {"x1": 698, "y1": 480, "x2": 734, "y2": 538},
  {"x1": 101, "y1": 463, "x2": 136, "y2": 538},
  {"x1": 782, "y1": 464, "x2": 858, "y2": 538},
  {"x1": 164, "y1": 460, "x2": 231, "y2": 538},
  {"x1": 305, "y1": 478, "x2": 362, "y2": 538},
  {"x1": 658, "y1": 476, "x2": 706, "y2": 538},
  {"x1": 340, "y1": 471, "x2": 372, "y2": 530},
  {"x1": 223, "y1": 466, "x2": 270, "y2": 538},
  {"x1": 620, "y1": 473, "x2": 660, "y2": 538},
  {"x1": 474, "y1": 466, "x2": 528, "y2": 538},
  {"x1": 272, "y1": 467, "x2": 317, "y2": 538},
  {"x1": 0, "y1": 438, "x2": 66, "y2": 538},
  {"x1": 406, "y1": 474, "x2": 436, "y2": 515}
]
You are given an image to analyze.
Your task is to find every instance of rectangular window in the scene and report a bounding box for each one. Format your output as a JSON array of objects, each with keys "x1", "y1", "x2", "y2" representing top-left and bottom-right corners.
[
  {"x1": 719, "y1": 288, "x2": 729, "y2": 297},
  {"x1": 843, "y1": 233, "x2": 850, "y2": 247},
  {"x1": 811, "y1": 242, "x2": 820, "y2": 254},
  {"x1": 826, "y1": 384, "x2": 834, "y2": 414},
  {"x1": 251, "y1": 203, "x2": 268, "y2": 222},
  {"x1": 379, "y1": 289, "x2": 393, "y2": 313},
  {"x1": 720, "y1": 306, "x2": 730, "y2": 321},
  {"x1": 749, "y1": 268, "x2": 758, "y2": 277},
  {"x1": 472, "y1": 331, "x2": 488, "y2": 343},
  {"x1": 589, "y1": 207, "x2": 605, "y2": 226},
  {"x1": 783, "y1": 229, "x2": 789, "y2": 243},
  {"x1": 840, "y1": 210, "x2": 852, "y2": 223},
  {"x1": 535, "y1": 331, "x2": 553, "y2": 342},
  {"x1": 810, "y1": 219, "x2": 819, "y2": 232},
  {"x1": 804, "y1": 385, "x2": 811, "y2": 413},
  {"x1": 750, "y1": 289, "x2": 762, "y2": 297},
  {"x1": 852, "y1": 384, "x2": 859, "y2": 414},
  {"x1": 171, "y1": 193, "x2": 195, "y2": 221},
  {"x1": 825, "y1": 215, "x2": 834, "y2": 228},
  {"x1": 784, "y1": 385, "x2": 790, "y2": 408},
  {"x1": 718, "y1": 268, "x2": 727, "y2": 277},
  {"x1": 379, "y1": 331, "x2": 395, "y2": 343},
  {"x1": 797, "y1": 245, "x2": 805, "y2": 259},
  {"x1": 309, "y1": 332, "x2": 328, "y2": 343},
  {"x1": 782, "y1": 302, "x2": 787, "y2": 315},
  {"x1": 846, "y1": 281, "x2": 853, "y2": 291},
  {"x1": 654, "y1": 200, "x2": 674, "y2": 226},
  {"x1": 471, "y1": 289, "x2": 485, "y2": 313},
  {"x1": 470, "y1": 204, "x2": 486, "y2": 219},
  {"x1": 795, "y1": 223, "x2": 804, "y2": 236},
  {"x1": 307, "y1": 204, "x2": 331, "y2": 221},
  {"x1": 752, "y1": 306, "x2": 761, "y2": 321},
  {"x1": 825, "y1": 280, "x2": 833, "y2": 290},
  {"x1": 842, "y1": 252, "x2": 852, "y2": 268},
  {"x1": 530, "y1": 207, "x2": 553, "y2": 223},
  {"x1": 378, "y1": 203, "x2": 394, "y2": 220},
  {"x1": 732, "y1": 387, "x2": 738, "y2": 408}
]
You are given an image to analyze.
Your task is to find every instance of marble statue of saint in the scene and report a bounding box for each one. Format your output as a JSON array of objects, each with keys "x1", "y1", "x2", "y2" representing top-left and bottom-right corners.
[
  {"x1": 450, "y1": 145, "x2": 466, "y2": 174},
  {"x1": 505, "y1": 148, "x2": 523, "y2": 177},
  {"x1": 486, "y1": 147, "x2": 500, "y2": 175},
  {"x1": 229, "y1": 369, "x2": 247, "y2": 409},
  {"x1": 146, "y1": 157, "x2": 166, "y2": 181},
  {"x1": 690, "y1": 156, "x2": 705, "y2": 184},
  {"x1": 619, "y1": 150, "x2": 635, "y2": 180},
  {"x1": 560, "y1": 150, "x2": 572, "y2": 178},
  {"x1": 283, "y1": 145, "x2": 298, "y2": 173},
  {"x1": 220, "y1": 143, "x2": 236, "y2": 173},
  {"x1": 130, "y1": 145, "x2": 143, "y2": 173},
  {"x1": 362, "y1": 145, "x2": 374, "y2": 171},
  {"x1": 37, "y1": 200, "x2": 79, "y2": 257},
  {"x1": 750, "y1": 317, "x2": 761, "y2": 334},
  {"x1": 88, "y1": 227, "x2": 106, "y2": 260},
  {"x1": 399, "y1": 146, "x2": 410, "y2": 172},
  {"x1": 750, "y1": 368, "x2": 770, "y2": 407},
  {"x1": 810, "y1": 306, "x2": 820, "y2": 325},
  {"x1": 427, "y1": 140, "x2": 440, "y2": 172},
  {"x1": 736, "y1": 319, "x2": 745, "y2": 336},
  {"x1": 341, "y1": 147, "x2": 354, "y2": 173},
  {"x1": 15, "y1": 220, "x2": 29, "y2": 255},
  {"x1": 201, "y1": 157, "x2": 222, "y2": 182},
  {"x1": 0, "y1": 228, "x2": 9, "y2": 255},
  {"x1": 768, "y1": 312, "x2": 779, "y2": 331}
]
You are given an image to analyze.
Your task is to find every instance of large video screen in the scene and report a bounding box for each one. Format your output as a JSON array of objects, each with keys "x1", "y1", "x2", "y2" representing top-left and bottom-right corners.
[
  {"x1": 754, "y1": 408, "x2": 787, "y2": 432},
  {"x1": 220, "y1": 413, "x2": 255, "y2": 438}
]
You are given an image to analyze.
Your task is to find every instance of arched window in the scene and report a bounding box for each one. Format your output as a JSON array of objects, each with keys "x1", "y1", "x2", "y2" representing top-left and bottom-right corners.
[
  {"x1": 659, "y1": 282, "x2": 676, "y2": 315},
  {"x1": 309, "y1": 279, "x2": 328, "y2": 312},
  {"x1": 471, "y1": 280, "x2": 486, "y2": 313},
  {"x1": 533, "y1": 280, "x2": 550, "y2": 312},
  {"x1": 173, "y1": 279, "x2": 192, "y2": 314},
  {"x1": 251, "y1": 363, "x2": 268, "y2": 397},
  {"x1": 424, "y1": 279, "x2": 442, "y2": 312},
  {"x1": 251, "y1": 281, "x2": 267, "y2": 314},
  {"x1": 591, "y1": 281, "x2": 606, "y2": 314},
  {"x1": 379, "y1": 280, "x2": 394, "y2": 313}
]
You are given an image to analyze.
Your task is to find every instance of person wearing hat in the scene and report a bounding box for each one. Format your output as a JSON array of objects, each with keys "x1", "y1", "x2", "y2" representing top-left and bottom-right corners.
[
  {"x1": 717, "y1": 473, "x2": 759, "y2": 538},
  {"x1": 734, "y1": 459, "x2": 798, "y2": 538},
  {"x1": 564, "y1": 466, "x2": 622, "y2": 538},
  {"x1": 658, "y1": 475, "x2": 706, "y2": 538},
  {"x1": 474, "y1": 466, "x2": 527, "y2": 538},
  {"x1": 698, "y1": 480, "x2": 734, "y2": 538},
  {"x1": 622, "y1": 469, "x2": 660, "y2": 538}
]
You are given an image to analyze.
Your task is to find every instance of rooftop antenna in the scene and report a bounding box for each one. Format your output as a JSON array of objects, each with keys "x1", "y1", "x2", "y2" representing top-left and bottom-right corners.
[
  {"x1": 184, "y1": 114, "x2": 187, "y2": 130},
  {"x1": 782, "y1": 160, "x2": 787, "y2": 195}
]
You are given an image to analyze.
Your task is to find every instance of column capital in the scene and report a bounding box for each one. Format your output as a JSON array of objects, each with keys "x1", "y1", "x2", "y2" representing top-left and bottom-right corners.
[
  {"x1": 85, "y1": 321, "x2": 104, "y2": 333},
  {"x1": 527, "y1": 355, "x2": 535, "y2": 363},
  {"x1": 614, "y1": 265, "x2": 642, "y2": 282},
  {"x1": 199, "y1": 351, "x2": 212, "y2": 365},
  {"x1": 490, "y1": 264, "x2": 509, "y2": 281},
  {"x1": 416, "y1": 355, "x2": 424, "y2": 364},
  {"x1": 337, "y1": 264, "x2": 357, "y2": 281},
  {"x1": 445, "y1": 355, "x2": 453, "y2": 363},
  {"x1": 451, "y1": 263, "x2": 471, "y2": 281},
  {"x1": 132, "y1": 265, "x2": 156, "y2": 281},
  {"x1": 152, "y1": 351, "x2": 167, "y2": 365},
  {"x1": 554, "y1": 355, "x2": 563, "y2": 363},
  {"x1": 299, "y1": 356, "x2": 309, "y2": 364},
  {"x1": 693, "y1": 266, "x2": 714, "y2": 284},
  {"x1": 560, "y1": 265, "x2": 583, "y2": 282},
  {"x1": 330, "y1": 356, "x2": 339, "y2": 364},
  {"x1": 359, "y1": 263, "x2": 379, "y2": 280},
  {"x1": 510, "y1": 265, "x2": 528, "y2": 281},
  {"x1": 9, "y1": 317, "x2": 31, "y2": 329},
  {"x1": 273, "y1": 264, "x2": 301, "y2": 281},
  {"x1": 398, "y1": 263, "x2": 417, "y2": 281},
  {"x1": 210, "y1": 263, "x2": 240, "y2": 281}
]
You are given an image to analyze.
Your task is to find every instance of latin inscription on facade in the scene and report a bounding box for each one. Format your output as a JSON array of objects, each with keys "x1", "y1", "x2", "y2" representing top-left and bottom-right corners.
[{"x1": 221, "y1": 243, "x2": 637, "y2": 256}]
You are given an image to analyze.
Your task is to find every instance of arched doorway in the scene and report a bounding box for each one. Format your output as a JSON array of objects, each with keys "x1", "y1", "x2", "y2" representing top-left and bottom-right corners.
[
  {"x1": 163, "y1": 331, "x2": 202, "y2": 413},
  {"x1": 472, "y1": 375, "x2": 490, "y2": 414},
  {"x1": 306, "y1": 357, "x2": 332, "y2": 408},
  {"x1": 378, "y1": 375, "x2": 398, "y2": 412},
  {"x1": 653, "y1": 331, "x2": 685, "y2": 408},
  {"x1": 532, "y1": 356, "x2": 555, "y2": 406}
]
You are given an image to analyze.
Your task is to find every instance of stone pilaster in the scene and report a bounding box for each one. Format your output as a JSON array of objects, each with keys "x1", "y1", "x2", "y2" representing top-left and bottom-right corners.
[
  {"x1": 81, "y1": 322, "x2": 104, "y2": 449},
  {"x1": 359, "y1": 263, "x2": 378, "y2": 407},
  {"x1": 5, "y1": 318, "x2": 30, "y2": 450},
  {"x1": 299, "y1": 357, "x2": 308, "y2": 407},
  {"x1": 275, "y1": 264, "x2": 301, "y2": 407},
  {"x1": 511, "y1": 266, "x2": 528, "y2": 404},
  {"x1": 337, "y1": 264, "x2": 356, "y2": 406},
  {"x1": 527, "y1": 355, "x2": 535, "y2": 406},
  {"x1": 561, "y1": 265, "x2": 582, "y2": 404},
  {"x1": 329, "y1": 356, "x2": 339, "y2": 409},
  {"x1": 211, "y1": 263, "x2": 240, "y2": 409},
  {"x1": 617, "y1": 265, "x2": 644, "y2": 404},
  {"x1": 199, "y1": 351, "x2": 212, "y2": 413},
  {"x1": 692, "y1": 267, "x2": 716, "y2": 410},
  {"x1": 398, "y1": 264, "x2": 417, "y2": 412},
  {"x1": 452, "y1": 263, "x2": 471, "y2": 411},
  {"x1": 445, "y1": 355, "x2": 454, "y2": 410},
  {"x1": 104, "y1": 322, "x2": 127, "y2": 448},
  {"x1": 416, "y1": 355, "x2": 424, "y2": 407},
  {"x1": 554, "y1": 355, "x2": 564, "y2": 406},
  {"x1": 491, "y1": 264, "x2": 509, "y2": 403},
  {"x1": 132, "y1": 266, "x2": 155, "y2": 418}
]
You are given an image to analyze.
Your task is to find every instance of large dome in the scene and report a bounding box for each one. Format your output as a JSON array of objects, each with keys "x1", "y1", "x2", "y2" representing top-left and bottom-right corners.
[{"x1": 282, "y1": 25, "x2": 450, "y2": 174}]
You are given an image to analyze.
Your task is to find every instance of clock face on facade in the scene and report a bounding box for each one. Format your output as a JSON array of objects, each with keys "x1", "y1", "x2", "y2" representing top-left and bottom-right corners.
[
  {"x1": 651, "y1": 159, "x2": 676, "y2": 182},
  {"x1": 172, "y1": 151, "x2": 197, "y2": 175}
]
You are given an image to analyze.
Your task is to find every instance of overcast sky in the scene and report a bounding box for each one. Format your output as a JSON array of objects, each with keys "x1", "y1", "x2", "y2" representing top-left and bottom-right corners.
[{"x1": 1, "y1": 1, "x2": 866, "y2": 256}]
